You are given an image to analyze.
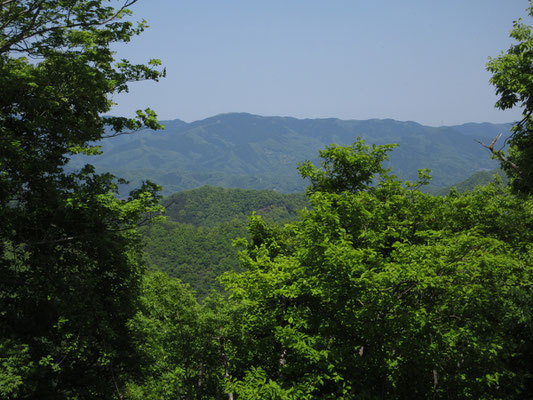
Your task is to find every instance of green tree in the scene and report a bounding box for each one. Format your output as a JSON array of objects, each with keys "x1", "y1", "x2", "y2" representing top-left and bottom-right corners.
[
  {"x1": 222, "y1": 140, "x2": 533, "y2": 399},
  {"x1": 126, "y1": 272, "x2": 227, "y2": 400},
  {"x1": 486, "y1": 0, "x2": 533, "y2": 195},
  {"x1": 0, "y1": 1, "x2": 164, "y2": 398},
  {"x1": 141, "y1": 186, "x2": 308, "y2": 298}
]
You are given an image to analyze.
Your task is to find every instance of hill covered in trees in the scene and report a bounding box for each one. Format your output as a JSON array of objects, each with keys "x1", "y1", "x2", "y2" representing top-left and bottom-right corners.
[
  {"x1": 3, "y1": 0, "x2": 533, "y2": 399},
  {"x1": 141, "y1": 186, "x2": 308, "y2": 297},
  {"x1": 428, "y1": 168, "x2": 509, "y2": 196},
  {"x1": 69, "y1": 114, "x2": 512, "y2": 194},
  {"x1": 141, "y1": 169, "x2": 509, "y2": 299},
  {"x1": 134, "y1": 140, "x2": 533, "y2": 399}
]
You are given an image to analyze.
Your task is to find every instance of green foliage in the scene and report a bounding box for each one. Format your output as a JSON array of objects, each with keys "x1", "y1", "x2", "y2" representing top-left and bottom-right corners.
[
  {"x1": 126, "y1": 271, "x2": 226, "y2": 399},
  {"x1": 0, "y1": 1, "x2": 164, "y2": 398},
  {"x1": 298, "y1": 140, "x2": 397, "y2": 194},
  {"x1": 0, "y1": 341, "x2": 32, "y2": 398},
  {"x1": 163, "y1": 186, "x2": 307, "y2": 227},
  {"x1": 227, "y1": 367, "x2": 304, "y2": 400},
  {"x1": 2, "y1": 2, "x2": 532, "y2": 399},
  {"x1": 222, "y1": 138, "x2": 533, "y2": 399},
  {"x1": 487, "y1": 1, "x2": 533, "y2": 195},
  {"x1": 141, "y1": 186, "x2": 308, "y2": 298},
  {"x1": 68, "y1": 114, "x2": 510, "y2": 195},
  {"x1": 430, "y1": 169, "x2": 508, "y2": 196},
  {"x1": 142, "y1": 219, "x2": 244, "y2": 299}
]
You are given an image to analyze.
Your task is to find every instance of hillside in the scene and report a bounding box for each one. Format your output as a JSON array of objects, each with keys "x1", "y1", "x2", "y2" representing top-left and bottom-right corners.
[
  {"x1": 69, "y1": 113, "x2": 512, "y2": 194},
  {"x1": 141, "y1": 186, "x2": 308, "y2": 298},
  {"x1": 143, "y1": 168, "x2": 512, "y2": 297},
  {"x1": 430, "y1": 168, "x2": 509, "y2": 196}
]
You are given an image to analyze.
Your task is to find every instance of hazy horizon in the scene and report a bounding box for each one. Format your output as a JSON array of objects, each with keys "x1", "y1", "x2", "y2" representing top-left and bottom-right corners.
[
  {"x1": 148, "y1": 111, "x2": 515, "y2": 129},
  {"x1": 110, "y1": 0, "x2": 529, "y2": 126}
]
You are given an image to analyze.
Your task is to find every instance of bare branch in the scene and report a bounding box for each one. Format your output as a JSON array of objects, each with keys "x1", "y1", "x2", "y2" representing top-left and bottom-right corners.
[
  {"x1": 515, "y1": 110, "x2": 532, "y2": 131},
  {"x1": 219, "y1": 337, "x2": 234, "y2": 400},
  {"x1": 31, "y1": 217, "x2": 156, "y2": 246},
  {"x1": 101, "y1": 127, "x2": 142, "y2": 138},
  {"x1": 477, "y1": 134, "x2": 521, "y2": 173},
  {"x1": 33, "y1": 235, "x2": 76, "y2": 245},
  {"x1": 0, "y1": 0, "x2": 20, "y2": 6},
  {"x1": 111, "y1": 367, "x2": 124, "y2": 400}
]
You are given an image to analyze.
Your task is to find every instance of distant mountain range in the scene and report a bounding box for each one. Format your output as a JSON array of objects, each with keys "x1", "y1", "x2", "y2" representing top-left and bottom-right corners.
[{"x1": 69, "y1": 113, "x2": 513, "y2": 194}]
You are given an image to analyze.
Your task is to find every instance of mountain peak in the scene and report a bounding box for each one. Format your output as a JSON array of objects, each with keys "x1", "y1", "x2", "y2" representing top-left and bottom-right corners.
[{"x1": 71, "y1": 113, "x2": 513, "y2": 195}]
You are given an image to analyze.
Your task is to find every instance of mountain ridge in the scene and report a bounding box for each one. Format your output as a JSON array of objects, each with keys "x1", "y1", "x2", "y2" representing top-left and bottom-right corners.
[{"x1": 71, "y1": 113, "x2": 513, "y2": 194}]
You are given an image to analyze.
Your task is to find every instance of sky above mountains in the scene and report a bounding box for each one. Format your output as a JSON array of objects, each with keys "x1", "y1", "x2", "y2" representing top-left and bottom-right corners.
[{"x1": 111, "y1": 0, "x2": 528, "y2": 126}]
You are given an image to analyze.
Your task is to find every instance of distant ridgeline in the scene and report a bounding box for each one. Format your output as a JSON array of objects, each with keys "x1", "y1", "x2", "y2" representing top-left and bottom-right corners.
[{"x1": 69, "y1": 113, "x2": 512, "y2": 194}]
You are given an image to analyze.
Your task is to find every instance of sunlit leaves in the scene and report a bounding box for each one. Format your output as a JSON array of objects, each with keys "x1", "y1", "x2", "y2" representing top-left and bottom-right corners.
[
  {"x1": 224, "y1": 138, "x2": 533, "y2": 399},
  {"x1": 486, "y1": 1, "x2": 533, "y2": 194}
]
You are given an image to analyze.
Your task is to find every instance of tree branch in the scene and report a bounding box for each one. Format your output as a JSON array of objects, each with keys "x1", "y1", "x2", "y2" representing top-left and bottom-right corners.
[
  {"x1": 0, "y1": 0, "x2": 43, "y2": 32},
  {"x1": 476, "y1": 134, "x2": 521, "y2": 173},
  {"x1": 218, "y1": 336, "x2": 234, "y2": 400},
  {"x1": 0, "y1": 0, "x2": 20, "y2": 6},
  {"x1": 111, "y1": 366, "x2": 124, "y2": 400},
  {"x1": 515, "y1": 110, "x2": 532, "y2": 131},
  {"x1": 102, "y1": 129, "x2": 139, "y2": 138},
  {"x1": 0, "y1": 0, "x2": 141, "y2": 55}
]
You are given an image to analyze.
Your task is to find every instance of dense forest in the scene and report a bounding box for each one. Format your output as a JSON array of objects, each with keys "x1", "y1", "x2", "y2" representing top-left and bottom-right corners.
[
  {"x1": 68, "y1": 113, "x2": 512, "y2": 195},
  {"x1": 142, "y1": 186, "x2": 307, "y2": 298},
  {"x1": 1, "y1": 1, "x2": 533, "y2": 400},
  {"x1": 141, "y1": 175, "x2": 506, "y2": 299}
]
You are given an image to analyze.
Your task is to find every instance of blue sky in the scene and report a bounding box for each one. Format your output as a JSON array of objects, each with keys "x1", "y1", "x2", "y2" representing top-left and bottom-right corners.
[{"x1": 111, "y1": 0, "x2": 529, "y2": 126}]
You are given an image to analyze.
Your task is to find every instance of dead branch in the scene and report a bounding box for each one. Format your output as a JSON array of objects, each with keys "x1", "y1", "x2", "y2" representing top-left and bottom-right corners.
[{"x1": 476, "y1": 133, "x2": 521, "y2": 173}]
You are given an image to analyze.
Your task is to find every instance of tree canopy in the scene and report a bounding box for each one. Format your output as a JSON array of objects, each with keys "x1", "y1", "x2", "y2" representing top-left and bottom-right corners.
[
  {"x1": 220, "y1": 139, "x2": 533, "y2": 399},
  {"x1": 0, "y1": 1, "x2": 164, "y2": 398},
  {"x1": 2, "y1": 2, "x2": 533, "y2": 400},
  {"x1": 487, "y1": 0, "x2": 533, "y2": 195}
]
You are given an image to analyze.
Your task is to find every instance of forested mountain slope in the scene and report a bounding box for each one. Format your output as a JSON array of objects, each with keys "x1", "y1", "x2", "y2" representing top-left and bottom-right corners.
[
  {"x1": 4, "y1": 0, "x2": 532, "y2": 396},
  {"x1": 163, "y1": 185, "x2": 307, "y2": 226},
  {"x1": 430, "y1": 168, "x2": 509, "y2": 196},
  {"x1": 141, "y1": 186, "x2": 308, "y2": 297},
  {"x1": 70, "y1": 113, "x2": 512, "y2": 194},
  {"x1": 141, "y1": 168, "x2": 510, "y2": 298}
]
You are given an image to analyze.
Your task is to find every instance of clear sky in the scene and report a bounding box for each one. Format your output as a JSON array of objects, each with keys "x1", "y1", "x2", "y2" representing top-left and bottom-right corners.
[{"x1": 110, "y1": 0, "x2": 530, "y2": 126}]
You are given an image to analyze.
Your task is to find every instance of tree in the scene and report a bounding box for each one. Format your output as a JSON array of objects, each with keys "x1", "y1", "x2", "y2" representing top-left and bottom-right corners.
[
  {"x1": 0, "y1": 1, "x2": 164, "y2": 398},
  {"x1": 222, "y1": 139, "x2": 533, "y2": 399},
  {"x1": 486, "y1": 1, "x2": 533, "y2": 195},
  {"x1": 126, "y1": 272, "x2": 228, "y2": 400}
]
